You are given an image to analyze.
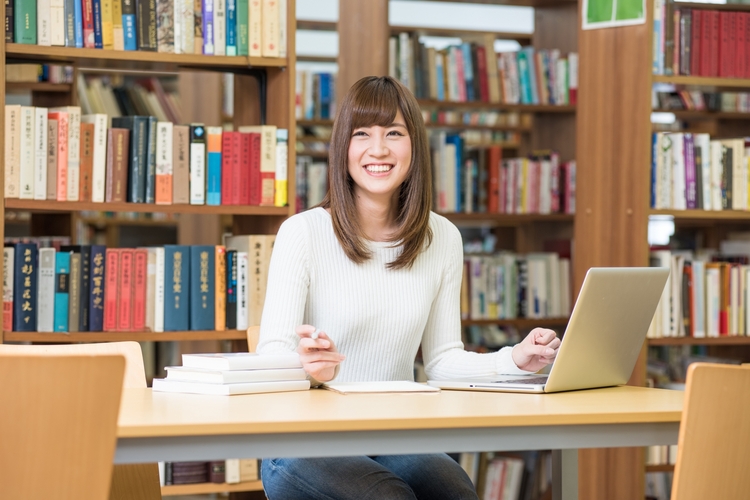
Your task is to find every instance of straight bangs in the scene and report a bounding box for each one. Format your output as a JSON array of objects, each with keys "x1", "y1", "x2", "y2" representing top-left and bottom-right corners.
[{"x1": 349, "y1": 81, "x2": 400, "y2": 131}]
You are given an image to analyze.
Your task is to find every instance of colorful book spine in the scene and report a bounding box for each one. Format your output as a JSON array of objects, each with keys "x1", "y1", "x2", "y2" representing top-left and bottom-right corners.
[
  {"x1": 68, "y1": 252, "x2": 81, "y2": 332},
  {"x1": 226, "y1": 0, "x2": 236, "y2": 55},
  {"x1": 13, "y1": 243, "x2": 38, "y2": 331},
  {"x1": 73, "y1": 0, "x2": 84, "y2": 46},
  {"x1": 92, "y1": 0, "x2": 103, "y2": 47},
  {"x1": 206, "y1": 126, "x2": 222, "y2": 206},
  {"x1": 112, "y1": 116, "x2": 147, "y2": 203},
  {"x1": 172, "y1": 125, "x2": 190, "y2": 204},
  {"x1": 189, "y1": 245, "x2": 215, "y2": 330},
  {"x1": 275, "y1": 128, "x2": 288, "y2": 207},
  {"x1": 133, "y1": 249, "x2": 148, "y2": 331},
  {"x1": 236, "y1": 0, "x2": 247, "y2": 55},
  {"x1": 236, "y1": 250, "x2": 248, "y2": 329},
  {"x1": 164, "y1": 245, "x2": 190, "y2": 331},
  {"x1": 122, "y1": 0, "x2": 137, "y2": 50},
  {"x1": 111, "y1": 0, "x2": 123, "y2": 49},
  {"x1": 221, "y1": 131, "x2": 234, "y2": 205},
  {"x1": 3, "y1": 246, "x2": 13, "y2": 332},
  {"x1": 89, "y1": 245, "x2": 106, "y2": 331},
  {"x1": 225, "y1": 250, "x2": 237, "y2": 329},
  {"x1": 189, "y1": 124, "x2": 206, "y2": 205},
  {"x1": 14, "y1": 0, "x2": 38, "y2": 44},
  {"x1": 145, "y1": 116, "x2": 158, "y2": 203},
  {"x1": 118, "y1": 249, "x2": 134, "y2": 331},
  {"x1": 215, "y1": 246, "x2": 226, "y2": 331},
  {"x1": 53, "y1": 250, "x2": 69, "y2": 332},
  {"x1": 156, "y1": 0, "x2": 175, "y2": 52},
  {"x1": 202, "y1": 0, "x2": 214, "y2": 54},
  {"x1": 103, "y1": 248, "x2": 119, "y2": 331}
]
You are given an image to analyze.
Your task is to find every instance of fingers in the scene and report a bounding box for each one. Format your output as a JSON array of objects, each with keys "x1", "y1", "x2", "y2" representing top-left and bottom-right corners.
[
  {"x1": 295, "y1": 324, "x2": 317, "y2": 338},
  {"x1": 533, "y1": 328, "x2": 557, "y2": 345},
  {"x1": 298, "y1": 337, "x2": 333, "y2": 351}
]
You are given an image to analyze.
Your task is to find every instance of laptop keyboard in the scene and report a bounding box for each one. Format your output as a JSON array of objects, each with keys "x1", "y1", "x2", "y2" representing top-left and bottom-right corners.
[{"x1": 491, "y1": 376, "x2": 548, "y2": 385}]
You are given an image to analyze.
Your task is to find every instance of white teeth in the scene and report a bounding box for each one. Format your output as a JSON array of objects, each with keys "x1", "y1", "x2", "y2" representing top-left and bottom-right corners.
[{"x1": 365, "y1": 165, "x2": 393, "y2": 173}]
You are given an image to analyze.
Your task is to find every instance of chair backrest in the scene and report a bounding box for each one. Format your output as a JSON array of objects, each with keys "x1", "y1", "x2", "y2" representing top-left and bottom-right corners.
[
  {"x1": 247, "y1": 325, "x2": 260, "y2": 352},
  {"x1": 0, "y1": 353, "x2": 125, "y2": 500},
  {"x1": 671, "y1": 363, "x2": 750, "y2": 500},
  {"x1": 0, "y1": 341, "x2": 147, "y2": 388}
]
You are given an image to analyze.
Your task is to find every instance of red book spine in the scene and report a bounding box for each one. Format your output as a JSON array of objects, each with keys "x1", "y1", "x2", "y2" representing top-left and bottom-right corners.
[
  {"x1": 498, "y1": 162, "x2": 506, "y2": 214},
  {"x1": 232, "y1": 132, "x2": 242, "y2": 205},
  {"x1": 487, "y1": 146, "x2": 501, "y2": 213},
  {"x1": 734, "y1": 12, "x2": 747, "y2": 78},
  {"x1": 103, "y1": 249, "x2": 120, "y2": 331},
  {"x1": 691, "y1": 10, "x2": 702, "y2": 77},
  {"x1": 719, "y1": 12, "x2": 732, "y2": 77},
  {"x1": 239, "y1": 132, "x2": 252, "y2": 205},
  {"x1": 117, "y1": 249, "x2": 134, "y2": 332},
  {"x1": 82, "y1": 0, "x2": 95, "y2": 48},
  {"x1": 221, "y1": 132, "x2": 233, "y2": 205},
  {"x1": 132, "y1": 249, "x2": 148, "y2": 331},
  {"x1": 706, "y1": 10, "x2": 720, "y2": 76},
  {"x1": 248, "y1": 133, "x2": 262, "y2": 206},
  {"x1": 700, "y1": 9, "x2": 712, "y2": 76},
  {"x1": 475, "y1": 45, "x2": 489, "y2": 103},
  {"x1": 730, "y1": 12, "x2": 738, "y2": 77}
]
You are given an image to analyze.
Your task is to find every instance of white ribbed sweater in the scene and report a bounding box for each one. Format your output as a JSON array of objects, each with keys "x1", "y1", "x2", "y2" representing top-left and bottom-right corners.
[{"x1": 256, "y1": 207, "x2": 530, "y2": 382}]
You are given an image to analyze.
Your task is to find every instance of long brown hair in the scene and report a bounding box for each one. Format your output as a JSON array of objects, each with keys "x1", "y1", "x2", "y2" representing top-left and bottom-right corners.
[{"x1": 320, "y1": 76, "x2": 433, "y2": 270}]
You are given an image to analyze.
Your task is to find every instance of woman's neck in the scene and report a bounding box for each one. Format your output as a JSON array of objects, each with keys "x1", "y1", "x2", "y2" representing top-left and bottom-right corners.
[{"x1": 354, "y1": 196, "x2": 399, "y2": 242}]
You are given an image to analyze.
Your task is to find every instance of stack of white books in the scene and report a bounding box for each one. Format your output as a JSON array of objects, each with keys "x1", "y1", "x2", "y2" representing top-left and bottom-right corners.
[{"x1": 152, "y1": 352, "x2": 310, "y2": 395}]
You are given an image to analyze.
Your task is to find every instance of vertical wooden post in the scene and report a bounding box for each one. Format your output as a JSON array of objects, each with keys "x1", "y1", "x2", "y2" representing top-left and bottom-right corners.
[{"x1": 337, "y1": 0, "x2": 390, "y2": 104}]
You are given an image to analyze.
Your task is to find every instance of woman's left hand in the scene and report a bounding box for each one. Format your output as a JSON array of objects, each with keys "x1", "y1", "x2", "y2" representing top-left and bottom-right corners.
[{"x1": 511, "y1": 328, "x2": 561, "y2": 372}]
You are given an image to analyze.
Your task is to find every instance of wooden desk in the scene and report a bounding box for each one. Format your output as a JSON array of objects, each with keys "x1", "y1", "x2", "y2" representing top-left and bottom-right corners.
[{"x1": 116, "y1": 385, "x2": 683, "y2": 500}]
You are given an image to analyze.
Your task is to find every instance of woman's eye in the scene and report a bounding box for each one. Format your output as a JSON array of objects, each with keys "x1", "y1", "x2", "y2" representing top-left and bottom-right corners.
[
  {"x1": 352, "y1": 131, "x2": 366, "y2": 137},
  {"x1": 388, "y1": 130, "x2": 404, "y2": 137}
]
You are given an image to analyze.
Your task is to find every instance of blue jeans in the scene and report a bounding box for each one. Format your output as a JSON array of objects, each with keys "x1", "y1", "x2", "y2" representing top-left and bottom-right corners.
[{"x1": 261, "y1": 454, "x2": 479, "y2": 500}]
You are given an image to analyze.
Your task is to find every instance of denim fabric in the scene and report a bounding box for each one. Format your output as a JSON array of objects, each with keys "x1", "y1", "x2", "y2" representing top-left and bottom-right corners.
[{"x1": 261, "y1": 454, "x2": 479, "y2": 500}]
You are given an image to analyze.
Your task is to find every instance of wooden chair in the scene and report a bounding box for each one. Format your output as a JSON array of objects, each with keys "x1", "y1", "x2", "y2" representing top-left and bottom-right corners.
[
  {"x1": 671, "y1": 363, "x2": 750, "y2": 500},
  {"x1": 0, "y1": 342, "x2": 162, "y2": 500},
  {"x1": 0, "y1": 353, "x2": 125, "y2": 500}
]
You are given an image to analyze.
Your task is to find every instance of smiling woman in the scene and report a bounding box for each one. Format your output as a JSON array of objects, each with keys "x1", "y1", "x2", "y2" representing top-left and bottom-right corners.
[{"x1": 254, "y1": 75, "x2": 561, "y2": 499}]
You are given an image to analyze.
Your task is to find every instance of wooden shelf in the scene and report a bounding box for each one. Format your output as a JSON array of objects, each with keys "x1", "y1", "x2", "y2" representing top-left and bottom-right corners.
[
  {"x1": 418, "y1": 99, "x2": 576, "y2": 113},
  {"x1": 6, "y1": 82, "x2": 73, "y2": 93},
  {"x1": 5, "y1": 199, "x2": 290, "y2": 216},
  {"x1": 653, "y1": 74, "x2": 750, "y2": 89},
  {"x1": 649, "y1": 209, "x2": 750, "y2": 222},
  {"x1": 5, "y1": 44, "x2": 287, "y2": 72},
  {"x1": 441, "y1": 212, "x2": 575, "y2": 225},
  {"x1": 648, "y1": 336, "x2": 750, "y2": 346},
  {"x1": 463, "y1": 317, "x2": 569, "y2": 328},
  {"x1": 78, "y1": 217, "x2": 179, "y2": 227},
  {"x1": 645, "y1": 464, "x2": 674, "y2": 473},
  {"x1": 297, "y1": 20, "x2": 337, "y2": 32},
  {"x1": 395, "y1": 0, "x2": 577, "y2": 7},
  {"x1": 390, "y1": 25, "x2": 532, "y2": 44},
  {"x1": 297, "y1": 55, "x2": 337, "y2": 63},
  {"x1": 161, "y1": 480, "x2": 263, "y2": 496},
  {"x1": 3, "y1": 330, "x2": 249, "y2": 343},
  {"x1": 652, "y1": 109, "x2": 750, "y2": 120}
]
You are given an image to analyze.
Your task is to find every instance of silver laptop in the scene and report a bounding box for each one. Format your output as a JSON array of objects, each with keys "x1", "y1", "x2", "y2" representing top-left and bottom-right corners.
[{"x1": 428, "y1": 267, "x2": 669, "y2": 394}]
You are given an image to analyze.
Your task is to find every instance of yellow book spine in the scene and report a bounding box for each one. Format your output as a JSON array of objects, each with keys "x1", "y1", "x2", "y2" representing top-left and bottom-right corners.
[
  {"x1": 215, "y1": 246, "x2": 226, "y2": 331},
  {"x1": 101, "y1": 0, "x2": 114, "y2": 50},
  {"x1": 111, "y1": 0, "x2": 124, "y2": 50}
]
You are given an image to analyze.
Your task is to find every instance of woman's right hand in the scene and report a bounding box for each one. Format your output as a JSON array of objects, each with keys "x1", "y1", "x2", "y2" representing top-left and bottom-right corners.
[{"x1": 295, "y1": 324, "x2": 345, "y2": 383}]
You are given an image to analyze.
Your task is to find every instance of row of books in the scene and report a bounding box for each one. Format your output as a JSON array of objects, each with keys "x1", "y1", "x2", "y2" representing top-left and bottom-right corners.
[
  {"x1": 421, "y1": 109, "x2": 532, "y2": 129},
  {"x1": 650, "y1": 132, "x2": 748, "y2": 211},
  {"x1": 389, "y1": 32, "x2": 579, "y2": 106},
  {"x1": 4, "y1": 106, "x2": 289, "y2": 206},
  {"x1": 646, "y1": 444, "x2": 679, "y2": 466},
  {"x1": 77, "y1": 75, "x2": 183, "y2": 124},
  {"x1": 645, "y1": 471, "x2": 673, "y2": 500},
  {"x1": 649, "y1": 247, "x2": 750, "y2": 339},
  {"x1": 159, "y1": 458, "x2": 259, "y2": 486},
  {"x1": 295, "y1": 71, "x2": 337, "y2": 121},
  {"x1": 460, "y1": 252, "x2": 572, "y2": 321},
  {"x1": 2, "y1": 235, "x2": 274, "y2": 333},
  {"x1": 5, "y1": 64, "x2": 74, "y2": 83},
  {"x1": 295, "y1": 156, "x2": 328, "y2": 213},
  {"x1": 654, "y1": 90, "x2": 750, "y2": 113},
  {"x1": 431, "y1": 133, "x2": 576, "y2": 214},
  {"x1": 653, "y1": 2, "x2": 750, "y2": 78},
  {"x1": 152, "y1": 351, "x2": 310, "y2": 395},
  {"x1": 459, "y1": 451, "x2": 551, "y2": 500},
  {"x1": 7, "y1": 0, "x2": 287, "y2": 57}
]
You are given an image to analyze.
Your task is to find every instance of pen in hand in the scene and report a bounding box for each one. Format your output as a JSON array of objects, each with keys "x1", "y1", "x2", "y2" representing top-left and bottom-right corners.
[{"x1": 296, "y1": 324, "x2": 345, "y2": 383}]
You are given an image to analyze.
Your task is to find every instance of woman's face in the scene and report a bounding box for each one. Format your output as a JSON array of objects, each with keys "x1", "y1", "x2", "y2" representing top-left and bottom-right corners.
[{"x1": 347, "y1": 109, "x2": 412, "y2": 204}]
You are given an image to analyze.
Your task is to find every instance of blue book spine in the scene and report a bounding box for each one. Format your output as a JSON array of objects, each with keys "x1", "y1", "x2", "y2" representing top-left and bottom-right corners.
[
  {"x1": 516, "y1": 51, "x2": 532, "y2": 105},
  {"x1": 207, "y1": 149, "x2": 222, "y2": 206},
  {"x1": 64, "y1": 0, "x2": 76, "y2": 46},
  {"x1": 461, "y1": 42, "x2": 474, "y2": 102},
  {"x1": 73, "y1": 0, "x2": 84, "y2": 47},
  {"x1": 319, "y1": 73, "x2": 331, "y2": 119},
  {"x1": 446, "y1": 134, "x2": 464, "y2": 212},
  {"x1": 92, "y1": 0, "x2": 103, "y2": 48},
  {"x1": 163, "y1": 245, "x2": 190, "y2": 331},
  {"x1": 523, "y1": 47, "x2": 539, "y2": 105},
  {"x1": 122, "y1": 0, "x2": 137, "y2": 51},
  {"x1": 203, "y1": 0, "x2": 214, "y2": 54},
  {"x1": 436, "y1": 56, "x2": 445, "y2": 101},
  {"x1": 145, "y1": 116, "x2": 157, "y2": 204},
  {"x1": 112, "y1": 116, "x2": 148, "y2": 203},
  {"x1": 88, "y1": 245, "x2": 106, "y2": 332},
  {"x1": 53, "y1": 252, "x2": 70, "y2": 332},
  {"x1": 226, "y1": 0, "x2": 237, "y2": 56},
  {"x1": 189, "y1": 246, "x2": 215, "y2": 330},
  {"x1": 12, "y1": 243, "x2": 38, "y2": 331}
]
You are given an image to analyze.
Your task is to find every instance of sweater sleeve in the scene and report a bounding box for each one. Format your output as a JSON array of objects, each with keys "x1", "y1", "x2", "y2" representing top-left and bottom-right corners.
[
  {"x1": 256, "y1": 216, "x2": 311, "y2": 355},
  {"x1": 420, "y1": 221, "x2": 534, "y2": 379}
]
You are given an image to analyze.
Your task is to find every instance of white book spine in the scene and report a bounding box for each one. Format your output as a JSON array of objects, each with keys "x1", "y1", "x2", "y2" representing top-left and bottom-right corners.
[
  {"x1": 33, "y1": 108, "x2": 48, "y2": 200},
  {"x1": 146, "y1": 249, "x2": 157, "y2": 332},
  {"x1": 692, "y1": 261, "x2": 706, "y2": 338},
  {"x1": 155, "y1": 247, "x2": 165, "y2": 332},
  {"x1": 37, "y1": 248, "x2": 56, "y2": 332},
  {"x1": 189, "y1": 140, "x2": 206, "y2": 205},
  {"x1": 173, "y1": 0, "x2": 182, "y2": 54},
  {"x1": 261, "y1": 0, "x2": 278, "y2": 57},
  {"x1": 710, "y1": 141, "x2": 723, "y2": 210},
  {"x1": 5, "y1": 105, "x2": 21, "y2": 199},
  {"x1": 181, "y1": 0, "x2": 194, "y2": 54},
  {"x1": 82, "y1": 114, "x2": 108, "y2": 203},
  {"x1": 19, "y1": 107, "x2": 36, "y2": 200},
  {"x1": 706, "y1": 268, "x2": 720, "y2": 338},
  {"x1": 236, "y1": 251, "x2": 249, "y2": 329},
  {"x1": 278, "y1": 0, "x2": 286, "y2": 57},
  {"x1": 56, "y1": 107, "x2": 81, "y2": 202},
  {"x1": 50, "y1": 0, "x2": 66, "y2": 45},
  {"x1": 225, "y1": 459, "x2": 241, "y2": 484},
  {"x1": 38, "y1": 0, "x2": 52, "y2": 45},
  {"x1": 671, "y1": 133, "x2": 686, "y2": 210},
  {"x1": 248, "y1": 0, "x2": 261, "y2": 56},
  {"x1": 214, "y1": 0, "x2": 226, "y2": 55}
]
